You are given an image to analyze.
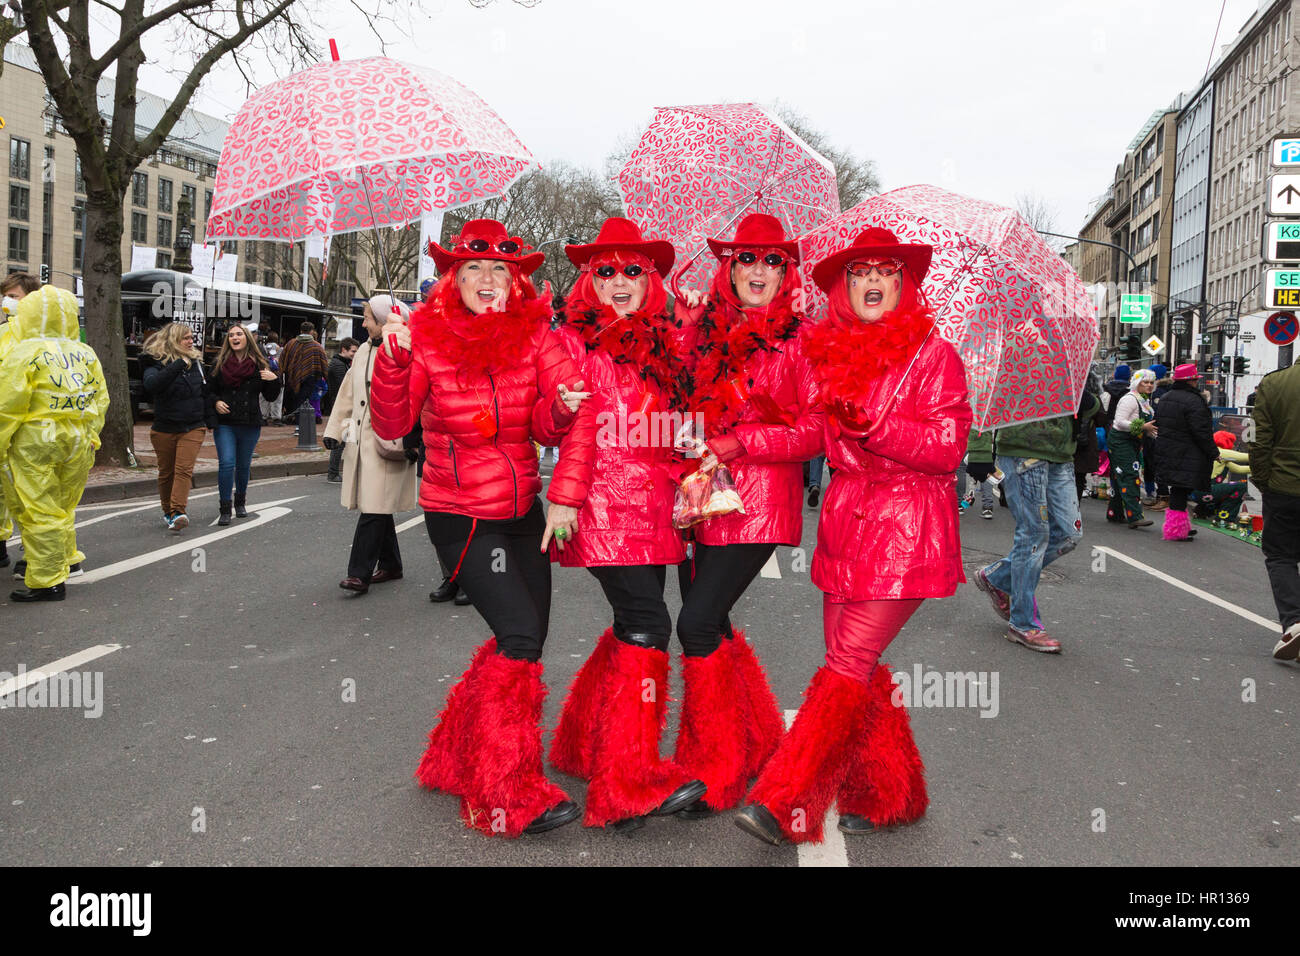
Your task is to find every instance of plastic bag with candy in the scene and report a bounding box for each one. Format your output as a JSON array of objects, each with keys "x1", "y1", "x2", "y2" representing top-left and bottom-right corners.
[{"x1": 671, "y1": 420, "x2": 745, "y2": 529}]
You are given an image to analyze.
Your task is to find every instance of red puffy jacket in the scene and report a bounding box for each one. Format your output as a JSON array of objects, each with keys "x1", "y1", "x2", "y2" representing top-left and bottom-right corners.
[
  {"x1": 369, "y1": 311, "x2": 595, "y2": 520},
  {"x1": 680, "y1": 318, "x2": 824, "y2": 548},
  {"x1": 811, "y1": 332, "x2": 971, "y2": 600},
  {"x1": 539, "y1": 326, "x2": 684, "y2": 567}
]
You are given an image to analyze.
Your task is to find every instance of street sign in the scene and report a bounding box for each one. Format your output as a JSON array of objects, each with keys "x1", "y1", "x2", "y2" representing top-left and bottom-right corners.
[
  {"x1": 1270, "y1": 174, "x2": 1300, "y2": 215},
  {"x1": 1265, "y1": 220, "x2": 1300, "y2": 261},
  {"x1": 1241, "y1": 332, "x2": 1257, "y2": 342},
  {"x1": 1201, "y1": 333, "x2": 1213, "y2": 345},
  {"x1": 1142, "y1": 334, "x2": 1165, "y2": 355},
  {"x1": 1265, "y1": 269, "x2": 1300, "y2": 308},
  {"x1": 1119, "y1": 293, "x2": 1152, "y2": 324},
  {"x1": 1265, "y1": 310, "x2": 1300, "y2": 345},
  {"x1": 1224, "y1": 318, "x2": 1240, "y2": 338},
  {"x1": 1273, "y1": 137, "x2": 1300, "y2": 166}
]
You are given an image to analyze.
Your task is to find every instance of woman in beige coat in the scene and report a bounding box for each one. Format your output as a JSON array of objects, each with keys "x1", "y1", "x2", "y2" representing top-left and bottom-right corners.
[{"x1": 324, "y1": 295, "x2": 420, "y2": 595}]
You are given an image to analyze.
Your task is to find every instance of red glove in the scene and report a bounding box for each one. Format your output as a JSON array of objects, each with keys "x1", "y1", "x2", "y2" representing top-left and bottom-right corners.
[{"x1": 829, "y1": 398, "x2": 872, "y2": 440}]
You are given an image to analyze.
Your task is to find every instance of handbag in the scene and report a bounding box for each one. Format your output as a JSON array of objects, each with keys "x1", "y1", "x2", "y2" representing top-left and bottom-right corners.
[{"x1": 373, "y1": 433, "x2": 409, "y2": 462}]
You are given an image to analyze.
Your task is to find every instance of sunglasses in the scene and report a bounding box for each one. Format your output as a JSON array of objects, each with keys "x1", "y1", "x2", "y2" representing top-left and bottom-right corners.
[
  {"x1": 594, "y1": 263, "x2": 649, "y2": 279},
  {"x1": 734, "y1": 251, "x2": 789, "y2": 268},
  {"x1": 464, "y1": 238, "x2": 522, "y2": 255},
  {"x1": 847, "y1": 258, "x2": 905, "y2": 279}
]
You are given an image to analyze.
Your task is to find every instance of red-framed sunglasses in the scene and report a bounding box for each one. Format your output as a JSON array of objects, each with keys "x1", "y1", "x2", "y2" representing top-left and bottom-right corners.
[
  {"x1": 463, "y1": 237, "x2": 524, "y2": 255},
  {"x1": 735, "y1": 250, "x2": 789, "y2": 268},
  {"x1": 593, "y1": 263, "x2": 650, "y2": 279},
  {"x1": 847, "y1": 258, "x2": 905, "y2": 278}
]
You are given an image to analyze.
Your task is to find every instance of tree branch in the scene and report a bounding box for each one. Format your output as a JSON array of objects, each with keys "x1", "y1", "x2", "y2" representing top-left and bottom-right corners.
[{"x1": 88, "y1": 0, "x2": 225, "y2": 77}]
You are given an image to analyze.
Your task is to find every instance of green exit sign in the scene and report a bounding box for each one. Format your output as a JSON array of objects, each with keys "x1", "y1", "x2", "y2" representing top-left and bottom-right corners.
[{"x1": 1120, "y1": 293, "x2": 1152, "y2": 324}]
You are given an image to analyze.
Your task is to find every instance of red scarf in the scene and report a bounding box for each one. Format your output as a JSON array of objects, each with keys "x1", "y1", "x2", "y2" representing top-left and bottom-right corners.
[
  {"x1": 561, "y1": 304, "x2": 677, "y2": 394},
  {"x1": 684, "y1": 301, "x2": 801, "y2": 435},
  {"x1": 411, "y1": 295, "x2": 551, "y2": 376},
  {"x1": 801, "y1": 307, "x2": 935, "y2": 408},
  {"x1": 219, "y1": 353, "x2": 257, "y2": 386}
]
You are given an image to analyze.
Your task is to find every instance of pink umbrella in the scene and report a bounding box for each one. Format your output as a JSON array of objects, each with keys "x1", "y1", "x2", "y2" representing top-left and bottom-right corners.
[
  {"x1": 617, "y1": 103, "x2": 840, "y2": 293},
  {"x1": 800, "y1": 184, "x2": 1099, "y2": 430},
  {"x1": 205, "y1": 57, "x2": 536, "y2": 244}
]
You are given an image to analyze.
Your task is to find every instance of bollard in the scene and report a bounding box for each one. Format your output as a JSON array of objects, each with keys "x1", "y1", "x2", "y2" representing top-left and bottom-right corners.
[{"x1": 296, "y1": 398, "x2": 321, "y2": 451}]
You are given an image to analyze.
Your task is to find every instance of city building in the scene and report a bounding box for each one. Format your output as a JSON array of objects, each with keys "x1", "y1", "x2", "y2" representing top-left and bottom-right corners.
[{"x1": 1169, "y1": 82, "x2": 1217, "y2": 366}]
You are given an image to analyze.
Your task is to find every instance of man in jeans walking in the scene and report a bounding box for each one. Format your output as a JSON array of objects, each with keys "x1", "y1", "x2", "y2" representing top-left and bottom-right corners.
[
  {"x1": 968, "y1": 391, "x2": 1099, "y2": 652},
  {"x1": 1249, "y1": 360, "x2": 1300, "y2": 661}
]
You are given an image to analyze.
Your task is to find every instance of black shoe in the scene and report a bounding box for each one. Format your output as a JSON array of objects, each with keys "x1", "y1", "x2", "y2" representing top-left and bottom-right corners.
[
  {"x1": 652, "y1": 780, "x2": 708, "y2": 817},
  {"x1": 10, "y1": 583, "x2": 66, "y2": 602},
  {"x1": 609, "y1": 816, "x2": 647, "y2": 834},
  {"x1": 454, "y1": 590, "x2": 472, "y2": 606},
  {"x1": 67, "y1": 563, "x2": 84, "y2": 578},
  {"x1": 0, "y1": 541, "x2": 8, "y2": 569},
  {"x1": 675, "y1": 798, "x2": 717, "y2": 820},
  {"x1": 807, "y1": 486, "x2": 820, "y2": 508},
  {"x1": 218, "y1": 501, "x2": 233, "y2": 527},
  {"x1": 734, "y1": 804, "x2": 784, "y2": 845},
  {"x1": 13, "y1": 559, "x2": 27, "y2": 579},
  {"x1": 234, "y1": 495, "x2": 248, "y2": 519},
  {"x1": 429, "y1": 578, "x2": 460, "y2": 603},
  {"x1": 524, "y1": 800, "x2": 581, "y2": 835},
  {"x1": 326, "y1": 474, "x2": 343, "y2": 483},
  {"x1": 837, "y1": 814, "x2": 876, "y2": 835}
]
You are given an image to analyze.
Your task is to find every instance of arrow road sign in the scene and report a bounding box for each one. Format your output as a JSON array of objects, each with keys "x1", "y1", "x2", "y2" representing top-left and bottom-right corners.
[
  {"x1": 1120, "y1": 293, "x2": 1152, "y2": 324},
  {"x1": 1270, "y1": 175, "x2": 1300, "y2": 215}
]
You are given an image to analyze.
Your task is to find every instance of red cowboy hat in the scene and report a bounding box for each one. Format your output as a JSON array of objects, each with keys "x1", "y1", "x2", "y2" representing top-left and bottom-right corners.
[
  {"x1": 566, "y1": 217, "x2": 676, "y2": 276},
  {"x1": 811, "y1": 227, "x2": 933, "y2": 293},
  {"x1": 706, "y1": 213, "x2": 800, "y2": 263},
  {"x1": 429, "y1": 218, "x2": 544, "y2": 276}
]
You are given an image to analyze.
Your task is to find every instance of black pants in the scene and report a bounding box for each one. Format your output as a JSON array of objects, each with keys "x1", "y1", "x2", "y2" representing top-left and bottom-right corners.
[
  {"x1": 347, "y1": 513, "x2": 402, "y2": 581},
  {"x1": 427, "y1": 513, "x2": 551, "y2": 661},
  {"x1": 1168, "y1": 486, "x2": 1192, "y2": 510},
  {"x1": 588, "y1": 564, "x2": 671, "y2": 649},
  {"x1": 1262, "y1": 489, "x2": 1300, "y2": 632},
  {"x1": 327, "y1": 443, "x2": 344, "y2": 479},
  {"x1": 676, "y1": 542, "x2": 777, "y2": 657}
]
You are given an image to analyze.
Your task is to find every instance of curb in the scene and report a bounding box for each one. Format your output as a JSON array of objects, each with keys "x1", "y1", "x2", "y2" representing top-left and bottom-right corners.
[{"x1": 81, "y1": 456, "x2": 330, "y2": 505}]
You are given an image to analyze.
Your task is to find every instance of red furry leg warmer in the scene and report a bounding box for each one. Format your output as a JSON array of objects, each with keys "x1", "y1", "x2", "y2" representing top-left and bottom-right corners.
[
  {"x1": 415, "y1": 638, "x2": 497, "y2": 795},
  {"x1": 1162, "y1": 508, "x2": 1191, "y2": 541},
  {"x1": 673, "y1": 647, "x2": 749, "y2": 811},
  {"x1": 454, "y1": 651, "x2": 570, "y2": 838},
  {"x1": 583, "y1": 640, "x2": 692, "y2": 827},
  {"x1": 727, "y1": 629, "x2": 785, "y2": 779},
  {"x1": 745, "y1": 667, "x2": 870, "y2": 844},
  {"x1": 836, "y1": 663, "x2": 928, "y2": 827},
  {"x1": 549, "y1": 628, "x2": 617, "y2": 778}
]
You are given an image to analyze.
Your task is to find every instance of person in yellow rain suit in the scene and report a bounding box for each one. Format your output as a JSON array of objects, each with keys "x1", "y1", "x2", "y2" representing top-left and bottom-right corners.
[
  {"x1": 0, "y1": 285, "x2": 109, "y2": 602},
  {"x1": 0, "y1": 272, "x2": 40, "y2": 571}
]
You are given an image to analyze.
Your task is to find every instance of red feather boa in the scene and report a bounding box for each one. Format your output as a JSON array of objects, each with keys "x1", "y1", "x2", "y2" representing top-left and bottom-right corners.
[
  {"x1": 560, "y1": 304, "x2": 677, "y2": 395},
  {"x1": 801, "y1": 307, "x2": 935, "y2": 407},
  {"x1": 684, "y1": 301, "x2": 802, "y2": 435},
  {"x1": 410, "y1": 295, "x2": 551, "y2": 375}
]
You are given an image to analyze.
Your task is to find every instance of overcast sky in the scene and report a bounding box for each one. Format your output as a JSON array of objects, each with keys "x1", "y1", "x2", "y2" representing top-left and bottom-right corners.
[{"x1": 127, "y1": 0, "x2": 1264, "y2": 238}]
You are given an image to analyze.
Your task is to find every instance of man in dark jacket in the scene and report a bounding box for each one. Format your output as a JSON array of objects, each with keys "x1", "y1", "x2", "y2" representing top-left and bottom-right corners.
[
  {"x1": 1154, "y1": 364, "x2": 1218, "y2": 542},
  {"x1": 1100, "y1": 364, "x2": 1131, "y2": 431},
  {"x1": 323, "y1": 338, "x2": 358, "y2": 481},
  {"x1": 1250, "y1": 359, "x2": 1300, "y2": 660}
]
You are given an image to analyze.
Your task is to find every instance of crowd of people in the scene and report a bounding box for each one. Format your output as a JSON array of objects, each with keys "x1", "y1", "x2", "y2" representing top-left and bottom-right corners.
[{"x1": 4, "y1": 204, "x2": 1299, "y2": 847}]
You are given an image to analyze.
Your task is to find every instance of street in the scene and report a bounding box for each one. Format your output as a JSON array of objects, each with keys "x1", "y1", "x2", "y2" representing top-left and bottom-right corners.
[{"x1": 1, "y1": 473, "x2": 1296, "y2": 868}]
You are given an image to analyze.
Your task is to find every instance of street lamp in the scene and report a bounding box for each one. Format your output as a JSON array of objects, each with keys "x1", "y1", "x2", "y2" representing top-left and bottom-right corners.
[{"x1": 173, "y1": 195, "x2": 193, "y2": 274}]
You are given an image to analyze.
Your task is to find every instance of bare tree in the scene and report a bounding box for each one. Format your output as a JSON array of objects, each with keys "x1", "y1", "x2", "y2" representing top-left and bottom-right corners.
[
  {"x1": 1015, "y1": 191, "x2": 1066, "y2": 251},
  {"x1": 1, "y1": 0, "x2": 390, "y2": 466}
]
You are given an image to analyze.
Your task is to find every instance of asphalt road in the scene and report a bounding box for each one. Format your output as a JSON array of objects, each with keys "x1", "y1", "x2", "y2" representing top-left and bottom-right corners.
[{"x1": 1, "y1": 474, "x2": 1296, "y2": 867}]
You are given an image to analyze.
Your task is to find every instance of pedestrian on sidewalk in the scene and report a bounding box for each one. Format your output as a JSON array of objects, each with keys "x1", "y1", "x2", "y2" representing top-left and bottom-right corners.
[
  {"x1": 1106, "y1": 369, "x2": 1158, "y2": 528},
  {"x1": 324, "y1": 296, "x2": 419, "y2": 595},
  {"x1": 279, "y1": 321, "x2": 328, "y2": 425},
  {"x1": 258, "y1": 331, "x2": 283, "y2": 424},
  {"x1": 0, "y1": 286, "x2": 108, "y2": 601},
  {"x1": 1248, "y1": 359, "x2": 1300, "y2": 661},
  {"x1": 735, "y1": 226, "x2": 969, "y2": 846},
  {"x1": 141, "y1": 322, "x2": 208, "y2": 531},
  {"x1": 965, "y1": 427, "x2": 998, "y2": 518},
  {"x1": 1154, "y1": 364, "x2": 1217, "y2": 543},
  {"x1": 324, "y1": 337, "x2": 358, "y2": 482},
  {"x1": 970, "y1": 383, "x2": 1099, "y2": 653},
  {"x1": 207, "y1": 325, "x2": 282, "y2": 526}
]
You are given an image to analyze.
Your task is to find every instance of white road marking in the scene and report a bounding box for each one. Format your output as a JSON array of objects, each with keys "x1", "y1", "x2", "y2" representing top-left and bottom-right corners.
[
  {"x1": 69, "y1": 476, "x2": 300, "y2": 514},
  {"x1": 396, "y1": 514, "x2": 425, "y2": 534},
  {"x1": 73, "y1": 505, "x2": 297, "y2": 585},
  {"x1": 1093, "y1": 546, "x2": 1282, "y2": 633},
  {"x1": 759, "y1": 551, "x2": 782, "y2": 579},
  {"x1": 0, "y1": 644, "x2": 122, "y2": 699},
  {"x1": 784, "y1": 708, "x2": 848, "y2": 868}
]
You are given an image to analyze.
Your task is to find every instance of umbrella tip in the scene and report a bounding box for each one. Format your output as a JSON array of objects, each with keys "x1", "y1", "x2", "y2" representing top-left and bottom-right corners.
[{"x1": 328, "y1": 38, "x2": 339, "y2": 61}]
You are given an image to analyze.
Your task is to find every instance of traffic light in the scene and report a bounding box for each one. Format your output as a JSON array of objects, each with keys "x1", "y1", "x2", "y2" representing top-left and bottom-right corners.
[
  {"x1": 1237, "y1": 356, "x2": 1251, "y2": 375},
  {"x1": 39, "y1": 263, "x2": 49, "y2": 284},
  {"x1": 1125, "y1": 333, "x2": 1141, "y2": 360}
]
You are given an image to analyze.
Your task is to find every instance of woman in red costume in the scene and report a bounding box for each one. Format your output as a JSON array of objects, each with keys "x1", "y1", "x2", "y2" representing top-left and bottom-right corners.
[
  {"x1": 735, "y1": 227, "x2": 971, "y2": 845},
  {"x1": 670, "y1": 213, "x2": 824, "y2": 818},
  {"x1": 544, "y1": 218, "x2": 707, "y2": 831},
  {"x1": 370, "y1": 219, "x2": 596, "y2": 838}
]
